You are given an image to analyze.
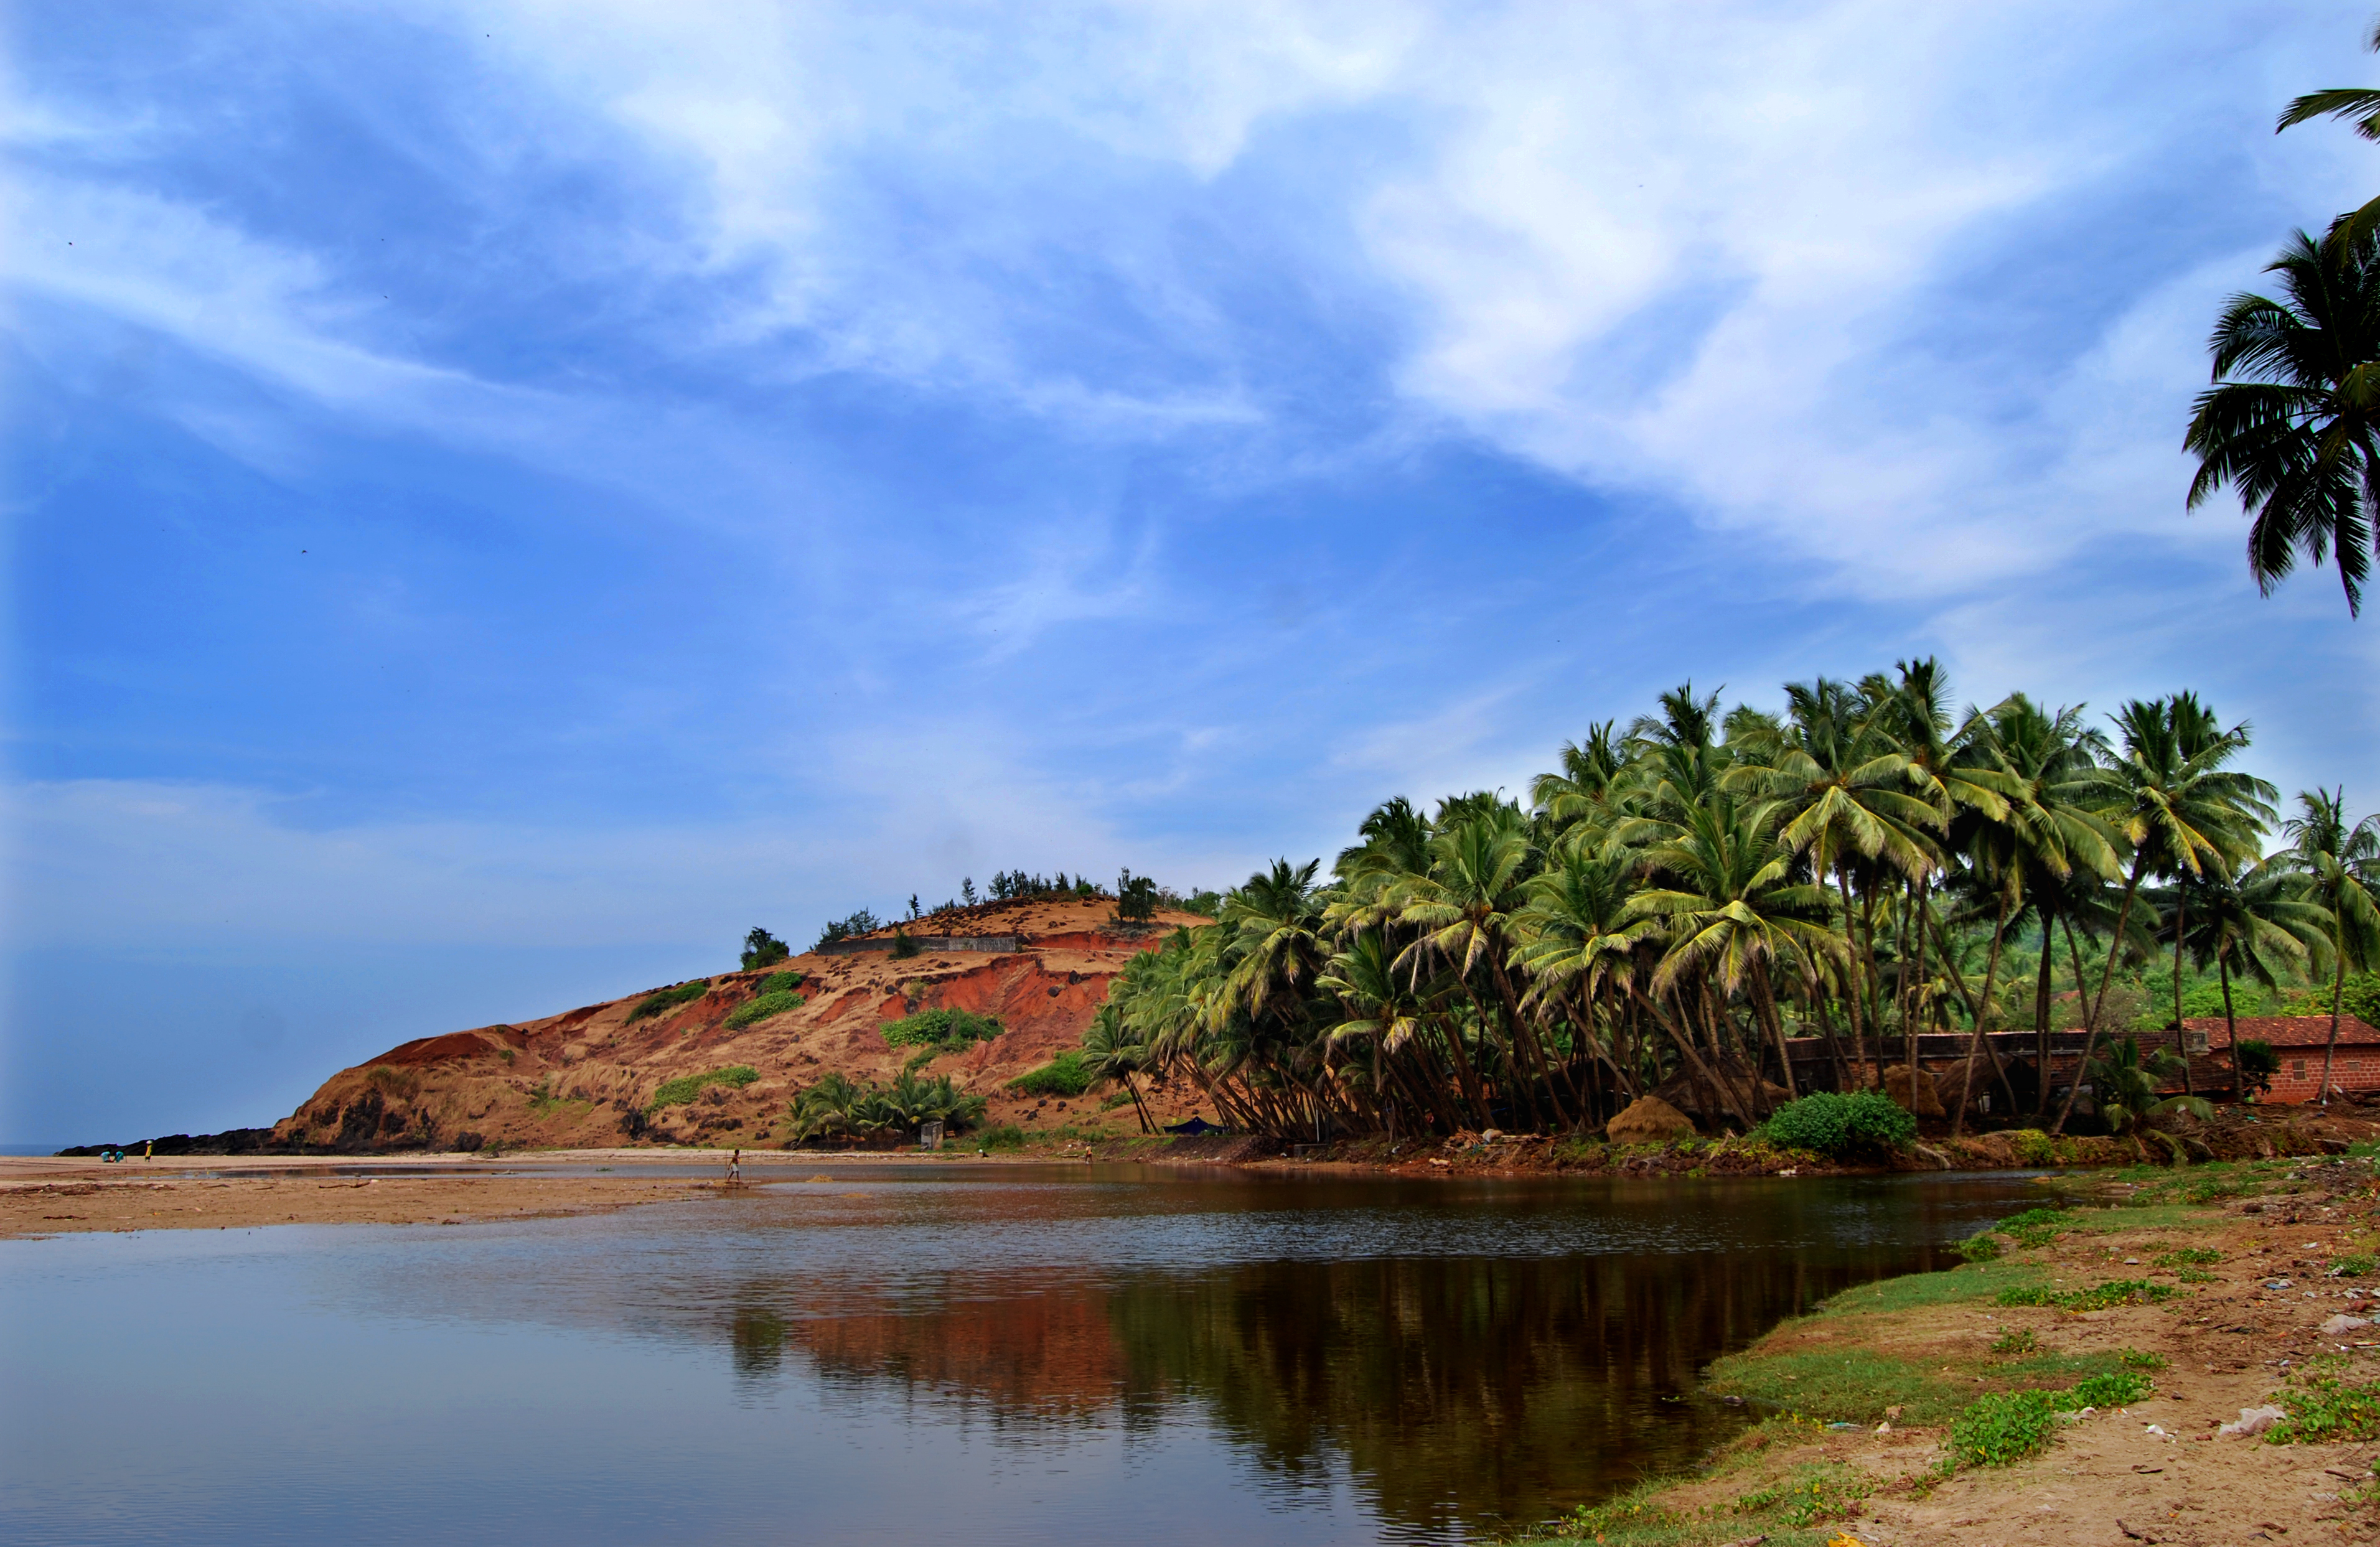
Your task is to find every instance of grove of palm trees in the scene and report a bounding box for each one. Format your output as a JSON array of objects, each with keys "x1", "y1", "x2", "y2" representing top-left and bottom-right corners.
[{"x1": 1103, "y1": 663, "x2": 2380, "y2": 1147}]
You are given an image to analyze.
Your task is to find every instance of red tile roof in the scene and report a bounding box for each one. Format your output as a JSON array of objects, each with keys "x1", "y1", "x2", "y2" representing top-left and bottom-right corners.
[{"x1": 2182, "y1": 1015, "x2": 2380, "y2": 1049}]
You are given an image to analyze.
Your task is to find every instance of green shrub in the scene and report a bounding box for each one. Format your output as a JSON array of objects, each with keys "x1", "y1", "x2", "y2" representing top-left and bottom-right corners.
[
  {"x1": 1995, "y1": 1206, "x2": 2074, "y2": 1250},
  {"x1": 2009, "y1": 1128, "x2": 2058, "y2": 1167},
  {"x1": 977, "y1": 1124, "x2": 1026, "y2": 1151},
  {"x1": 1989, "y1": 1328, "x2": 2039, "y2": 1357},
  {"x1": 2236, "y1": 1039, "x2": 2280, "y2": 1097},
  {"x1": 741, "y1": 927, "x2": 790, "y2": 970},
  {"x1": 889, "y1": 929, "x2": 921, "y2": 959},
  {"x1": 2115, "y1": 1347, "x2": 2168, "y2": 1371},
  {"x1": 758, "y1": 970, "x2": 805, "y2": 996},
  {"x1": 1997, "y1": 1278, "x2": 2176, "y2": 1312},
  {"x1": 1011, "y1": 1050, "x2": 1094, "y2": 1098},
  {"x1": 2152, "y1": 1246, "x2": 2222, "y2": 1267},
  {"x1": 1948, "y1": 1390, "x2": 2059, "y2": 1467},
  {"x1": 629, "y1": 980, "x2": 710, "y2": 1022},
  {"x1": 725, "y1": 989, "x2": 805, "y2": 1029},
  {"x1": 2069, "y1": 1370, "x2": 2152, "y2": 1408},
  {"x1": 881, "y1": 1007, "x2": 1003, "y2": 1050},
  {"x1": 1761, "y1": 1090, "x2": 1917, "y2": 1157},
  {"x1": 2334, "y1": 1254, "x2": 2378, "y2": 1278},
  {"x1": 649, "y1": 1065, "x2": 759, "y2": 1112},
  {"x1": 1957, "y1": 1229, "x2": 2005, "y2": 1263},
  {"x1": 2271, "y1": 1360, "x2": 2380, "y2": 1442}
]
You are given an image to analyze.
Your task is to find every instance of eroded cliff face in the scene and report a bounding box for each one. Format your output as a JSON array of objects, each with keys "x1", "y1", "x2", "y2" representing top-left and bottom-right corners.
[{"x1": 273, "y1": 898, "x2": 1211, "y2": 1152}]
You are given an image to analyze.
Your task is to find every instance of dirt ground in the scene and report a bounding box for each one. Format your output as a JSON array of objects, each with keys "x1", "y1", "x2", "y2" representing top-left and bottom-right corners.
[{"x1": 1538, "y1": 1155, "x2": 2380, "y2": 1547}]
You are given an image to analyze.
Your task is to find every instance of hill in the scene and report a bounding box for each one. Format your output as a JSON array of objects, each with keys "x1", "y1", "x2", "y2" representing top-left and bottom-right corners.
[{"x1": 271, "y1": 897, "x2": 1212, "y2": 1152}]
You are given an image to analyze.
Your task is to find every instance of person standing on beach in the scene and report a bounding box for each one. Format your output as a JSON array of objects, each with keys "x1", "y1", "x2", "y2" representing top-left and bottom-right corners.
[{"x1": 727, "y1": 1147, "x2": 741, "y2": 1185}]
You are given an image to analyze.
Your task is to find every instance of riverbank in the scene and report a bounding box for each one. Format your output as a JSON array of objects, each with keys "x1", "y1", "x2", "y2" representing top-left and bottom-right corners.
[{"x1": 1516, "y1": 1152, "x2": 2380, "y2": 1546}]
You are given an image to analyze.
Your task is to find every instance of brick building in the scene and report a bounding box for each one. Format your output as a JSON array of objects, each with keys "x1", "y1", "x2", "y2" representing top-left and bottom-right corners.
[{"x1": 2182, "y1": 1016, "x2": 2380, "y2": 1104}]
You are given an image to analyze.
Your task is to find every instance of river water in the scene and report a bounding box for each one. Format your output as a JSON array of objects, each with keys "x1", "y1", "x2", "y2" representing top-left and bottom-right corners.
[{"x1": 0, "y1": 1162, "x2": 2041, "y2": 1545}]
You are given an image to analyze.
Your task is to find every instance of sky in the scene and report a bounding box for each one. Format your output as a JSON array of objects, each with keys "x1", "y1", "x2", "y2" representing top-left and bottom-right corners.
[{"x1": 6, "y1": 1, "x2": 2380, "y2": 1144}]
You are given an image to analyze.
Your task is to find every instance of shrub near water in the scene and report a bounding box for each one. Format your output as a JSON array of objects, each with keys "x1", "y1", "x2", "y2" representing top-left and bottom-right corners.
[
  {"x1": 1762, "y1": 1091, "x2": 1916, "y2": 1158},
  {"x1": 1949, "y1": 1390, "x2": 2059, "y2": 1467}
]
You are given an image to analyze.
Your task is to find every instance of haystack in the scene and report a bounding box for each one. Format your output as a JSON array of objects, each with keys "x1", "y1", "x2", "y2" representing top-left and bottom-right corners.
[
  {"x1": 1881, "y1": 1063, "x2": 1945, "y2": 1119},
  {"x1": 1605, "y1": 1094, "x2": 1697, "y2": 1145}
]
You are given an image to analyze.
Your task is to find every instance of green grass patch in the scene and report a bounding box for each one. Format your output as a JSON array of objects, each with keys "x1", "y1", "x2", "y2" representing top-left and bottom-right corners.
[
  {"x1": 1814, "y1": 1256, "x2": 2046, "y2": 1317},
  {"x1": 725, "y1": 989, "x2": 805, "y2": 1029},
  {"x1": 2152, "y1": 1246, "x2": 2222, "y2": 1266},
  {"x1": 1948, "y1": 1389, "x2": 2059, "y2": 1467},
  {"x1": 648, "y1": 1065, "x2": 759, "y2": 1112},
  {"x1": 2271, "y1": 1357, "x2": 2380, "y2": 1443},
  {"x1": 2117, "y1": 1347, "x2": 2168, "y2": 1371},
  {"x1": 1996, "y1": 1278, "x2": 2177, "y2": 1312},
  {"x1": 975, "y1": 1124, "x2": 1026, "y2": 1152},
  {"x1": 880, "y1": 1007, "x2": 1003, "y2": 1051},
  {"x1": 2333, "y1": 1253, "x2": 2378, "y2": 1277},
  {"x1": 1989, "y1": 1327, "x2": 2039, "y2": 1357},
  {"x1": 1010, "y1": 1050, "x2": 1094, "y2": 1098},
  {"x1": 1703, "y1": 1345, "x2": 1970, "y2": 1425},
  {"x1": 2068, "y1": 1370, "x2": 2153, "y2": 1408},
  {"x1": 757, "y1": 970, "x2": 804, "y2": 996},
  {"x1": 1993, "y1": 1206, "x2": 2076, "y2": 1250},
  {"x1": 629, "y1": 980, "x2": 709, "y2": 1022}
]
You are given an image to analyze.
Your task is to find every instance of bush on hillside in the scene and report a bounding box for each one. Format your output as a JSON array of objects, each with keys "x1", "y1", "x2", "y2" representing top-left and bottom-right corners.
[
  {"x1": 629, "y1": 981, "x2": 710, "y2": 1022},
  {"x1": 648, "y1": 1065, "x2": 759, "y2": 1113},
  {"x1": 741, "y1": 927, "x2": 790, "y2": 971},
  {"x1": 1761, "y1": 1090, "x2": 1916, "y2": 1158},
  {"x1": 1011, "y1": 1050, "x2": 1094, "y2": 1098},
  {"x1": 881, "y1": 1007, "x2": 1003, "y2": 1051},
  {"x1": 725, "y1": 989, "x2": 806, "y2": 1029},
  {"x1": 757, "y1": 970, "x2": 804, "y2": 996}
]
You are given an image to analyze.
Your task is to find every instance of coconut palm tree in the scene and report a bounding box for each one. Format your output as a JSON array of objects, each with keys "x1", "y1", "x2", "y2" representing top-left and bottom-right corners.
[
  {"x1": 1511, "y1": 848, "x2": 1652, "y2": 1116},
  {"x1": 2184, "y1": 217, "x2": 2380, "y2": 614},
  {"x1": 2173, "y1": 856, "x2": 2328, "y2": 1094},
  {"x1": 1082, "y1": 1003, "x2": 1156, "y2": 1134},
  {"x1": 2084, "y1": 1036, "x2": 2214, "y2": 1138},
  {"x1": 2054, "y1": 694, "x2": 2273, "y2": 1131},
  {"x1": 1625, "y1": 794, "x2": 1845, "y2": 1110},
  {"x1": 2278, "y1": 788, "x2": 2380, "y2": 1103}
]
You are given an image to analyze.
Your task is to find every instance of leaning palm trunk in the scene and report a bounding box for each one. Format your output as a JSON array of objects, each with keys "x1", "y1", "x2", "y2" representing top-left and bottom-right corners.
[
  {"x1": 1949, "y1": 900, "x2": 2014, "y2": 1136},
  {"x1": 1639, "y1": 985, "x2": 1755, "y2": 1131},
  {"x1": 1749, "y1": 957, "x2": 1797, "y2": 1102},
  {"x1": 2321, "y1": 940, "x2": 2350, "y2": 1106}
]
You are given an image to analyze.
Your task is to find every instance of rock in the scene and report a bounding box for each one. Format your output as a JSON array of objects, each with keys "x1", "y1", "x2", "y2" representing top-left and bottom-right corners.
[
  {"x1": 1605, "y1": 1095, "x2": 1697, "y2": 1146},
  {"x1": 1881, "y1": 1063, "x2": 1945, "y2": 1118},
  {"x1": 2218, "y1": 1404, "x2": 2287, "y2": 1439},
  {"x1": 2321, "y1": 1314, "x2": 2371, "y2": 1337}
]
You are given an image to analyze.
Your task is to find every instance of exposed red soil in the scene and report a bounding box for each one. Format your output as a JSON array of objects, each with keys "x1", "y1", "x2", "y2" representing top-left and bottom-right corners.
[{"x1": 268, "y1": 897, "x2": 1215, "y2": 1154}]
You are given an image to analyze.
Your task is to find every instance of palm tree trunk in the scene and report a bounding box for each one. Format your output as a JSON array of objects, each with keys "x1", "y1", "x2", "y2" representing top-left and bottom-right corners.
[
  {"x1": 1123, "y1": 1070, "x2": 1154, "y2": 1135},
  {"x1": 2033, "y1": 912, "x2": 2057, "y2": 1118},
  {"x1": 1750, "y1": 958, "x2": 1797, "y2": 1101},
  {"x1": 1435, "y1": 1009, "x2": 1496, "y2": 1129},
  {"x1": 2172, "y1": 882, "x2": 2195, "y2": 1099},
  {"x1": 1897, "y1": 875, "x2": 1933, "y2": 1110},
  {"x1": 2056, "y1": 888, "x2": 2132, "y2": 1135},
  {"x1": 2321, "y1": 930, "x2": 2350, "y2": 1107},
  {"x1": 2219, "y1": 954, "x2": 2241, "y2": 1099},
  {"x1": 1834, "y1": 866, "x2": 1872, "y2": 1086},
  {"x1": 1640, "y1": 985, "x2": 1755, "y2": 1131},
  {"x1": 1950, "y1": 899, "x2": 2013, "y2": 1137}
]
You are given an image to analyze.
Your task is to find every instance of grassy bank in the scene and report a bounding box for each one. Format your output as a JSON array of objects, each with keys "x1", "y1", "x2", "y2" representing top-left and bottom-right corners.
[{"x1": 1516, "y1": 1152, "x2": 2380, "y2": 1546}]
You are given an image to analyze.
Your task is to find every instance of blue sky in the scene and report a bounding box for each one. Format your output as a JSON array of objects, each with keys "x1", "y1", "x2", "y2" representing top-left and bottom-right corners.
[{"x1": 7, "y1": 1, "x2": 2380, "y2": 1143}]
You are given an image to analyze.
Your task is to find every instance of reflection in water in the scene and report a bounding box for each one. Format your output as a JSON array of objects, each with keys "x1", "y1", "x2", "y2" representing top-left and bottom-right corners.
[
  {"x1": 678, "y1": 1168, "x2": 2026, "y2": 1539},
  {"x1": 1, "y1": 1167, "x2": 2043, "y2": 1547}
]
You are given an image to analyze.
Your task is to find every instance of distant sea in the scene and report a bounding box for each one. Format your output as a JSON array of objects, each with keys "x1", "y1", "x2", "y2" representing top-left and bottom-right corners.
[{"x1": 0, "y1": 1144, "x2": 64, "y2": 1156}]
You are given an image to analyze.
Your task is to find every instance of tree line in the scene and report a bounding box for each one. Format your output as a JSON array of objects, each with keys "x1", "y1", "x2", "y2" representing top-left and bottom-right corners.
[{"x1": 1095, "y1": 663, "x2": 2380, "y2": 1144}]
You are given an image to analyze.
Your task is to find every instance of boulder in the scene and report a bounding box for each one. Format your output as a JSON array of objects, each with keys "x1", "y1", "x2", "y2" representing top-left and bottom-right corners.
[
  {"x1": 1605, "y1": 1095, "x2": 1697, "y2": 1146},
  {"x1": 1881, "y1": 1063, "x2": 1945, "y2": 1119}
]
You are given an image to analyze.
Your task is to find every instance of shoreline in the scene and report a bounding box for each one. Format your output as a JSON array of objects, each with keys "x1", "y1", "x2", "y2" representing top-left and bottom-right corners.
[{"x1": 1517, "y1": 1152, "x2": 2380, "y2": 1546}]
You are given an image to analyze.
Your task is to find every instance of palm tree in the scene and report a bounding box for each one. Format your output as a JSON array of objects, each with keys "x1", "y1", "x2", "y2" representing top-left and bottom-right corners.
[
  {"x1": 1626, "y1": 795, "x2": 1845, "y2": 1112},
  {"x1": 2056, "y1": 694, "x2": 2273, "y2": 1131},
  {"x1": 2174, "y1": 856, "x2": 2328, "y2": 1094},
  {"x1": 2084, "y1": 1036, "x2": 2214, "y2": 1137},
  {"x1": 2279, "y1": 788, "x2": 2380, "y2": 1103},
  {"x1": 1082, "y1": 1004, "x2": 1156, "y2": 1133},
  {"x1": 1318, "y1": 928, "x2": 1459, "y2": 1138},
  {"x1": 1511, "y1": 848, "x2": 1651, "y2": 1118},
  {"x1": 1394, "y1": 805, "x2": 1561, "y2": 1126},
  {"x1": 2184, "y1": 218, "x2": 2380, "y2": 614}
]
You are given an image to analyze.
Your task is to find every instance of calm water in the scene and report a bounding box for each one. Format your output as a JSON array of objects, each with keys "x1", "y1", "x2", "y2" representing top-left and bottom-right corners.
[{"x1": 0, "y1": 1163, "x2": 2040, "y2": 1546}]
